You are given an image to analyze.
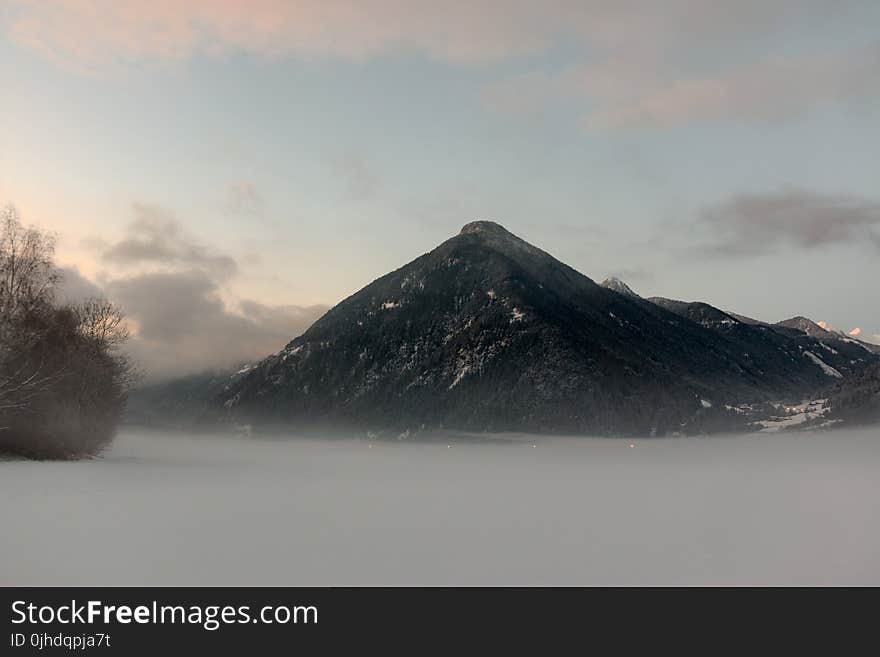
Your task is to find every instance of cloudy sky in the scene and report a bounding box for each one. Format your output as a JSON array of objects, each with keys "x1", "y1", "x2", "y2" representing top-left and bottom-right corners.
[{"x1": 2, "y1": 1, "x2": 878, "y2": 379}]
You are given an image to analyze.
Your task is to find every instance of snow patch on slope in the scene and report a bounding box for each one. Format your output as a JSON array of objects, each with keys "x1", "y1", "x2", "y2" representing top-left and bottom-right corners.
[{"x1": 804, "y1": 351, "x2": 843, "y2": 378}]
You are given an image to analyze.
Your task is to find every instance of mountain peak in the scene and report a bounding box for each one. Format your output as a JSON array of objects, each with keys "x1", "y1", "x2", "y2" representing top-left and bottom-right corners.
[
  {"x1": 777, "y1": 316, "x2": 829, "y2": 337},
  {"x1": 455, "y1": 220, "x2": 549, "y2": 263},
  {"x1": 460, "y1": 220, "x2": 513, "y2": 237},
  {"x1": 601, "y1": 277, "x2": 639, "y2": 298}
]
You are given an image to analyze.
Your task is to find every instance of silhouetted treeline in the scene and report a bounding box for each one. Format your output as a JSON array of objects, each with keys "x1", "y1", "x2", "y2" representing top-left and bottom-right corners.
[{"x1": 0, "y1": 206, "x2": 134, "y2": 459}]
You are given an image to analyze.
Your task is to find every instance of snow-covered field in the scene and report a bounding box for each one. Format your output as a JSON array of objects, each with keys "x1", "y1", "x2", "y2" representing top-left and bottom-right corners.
[{"x1": 3, "y1": 427, "x2": 879, "y2": 586}]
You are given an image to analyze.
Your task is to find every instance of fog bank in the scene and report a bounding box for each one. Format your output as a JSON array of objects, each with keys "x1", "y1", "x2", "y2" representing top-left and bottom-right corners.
[{"x1": 2, "y1": 428, "x2": 879, "y2": 585}]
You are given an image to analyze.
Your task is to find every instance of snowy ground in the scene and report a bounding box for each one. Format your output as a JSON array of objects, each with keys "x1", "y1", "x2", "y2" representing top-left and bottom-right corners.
[{"x1": 2, "y1": 426, "x2": 879, "y2": 586}]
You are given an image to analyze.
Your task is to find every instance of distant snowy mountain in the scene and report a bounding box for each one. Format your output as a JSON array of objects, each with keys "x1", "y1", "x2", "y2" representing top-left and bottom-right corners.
[
  {"x1": 776, "y1": 316, "x2": 880, "y2": 355},
  {"x1": 206, "y1": 222, "x2": 880, "y2": 436},
  {"x1": 600, "y1": 277, "x2": 640, "y2": 299}
]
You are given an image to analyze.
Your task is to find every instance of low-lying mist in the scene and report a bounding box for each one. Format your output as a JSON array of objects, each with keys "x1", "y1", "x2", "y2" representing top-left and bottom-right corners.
[{"x1": 3, "y1": 427, "x2": 879, "y2": 585}]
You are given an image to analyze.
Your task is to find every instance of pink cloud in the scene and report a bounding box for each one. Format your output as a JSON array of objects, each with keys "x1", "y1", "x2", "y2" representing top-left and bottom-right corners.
[
  {"x1": 5, "y1": 1, "x2": 857, "y2": 70},
  {"x1": 584, "y1": 44, "x2": 880, "y2": 131},
  {"x1": 484, "y1": 41, "x2": 880, "y2": 131},
  {"x1": 4, "y1": 1, "x2": 556, "y2": 71},
  {"x1": 7, "y1": 1, "x2": 878, "y2": 130}
]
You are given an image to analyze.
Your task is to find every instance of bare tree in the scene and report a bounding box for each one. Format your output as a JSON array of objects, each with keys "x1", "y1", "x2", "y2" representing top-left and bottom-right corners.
[
  {"x1": 0, "y1": 206, "x2": 61, "y2": 417},
  {"x1": 0, "y1": 205, "x2": 134, "y2": 458},
  {"x1": 0, "y1": 204, "x2": 58, "y2": 316},
  {"x1": 74, "y1": 298, "x2": 131, "y2": 352},
  {"x1": 73, "y1": 297, "x2": 139, "y2": 393}
]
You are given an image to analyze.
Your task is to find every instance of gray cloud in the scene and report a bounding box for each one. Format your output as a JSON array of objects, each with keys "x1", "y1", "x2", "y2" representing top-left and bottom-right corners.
[
  {"x1": 695, "y1": 190, "x2": 880, "y2": 257},
  {"x1": 52, "y1": 250, "x2": 327, "y2": 380},
  {"x1": 239, "y1": 299, "x2": 327, "y2": 335},
  {"x1": 56, "y1": 266, "x2": 104, "y2": 305},
  {"x1": 105, "y1": 270, "x2": 326, "y2": 381},
  {"x1": 106, "y1": 271, "x2": 221, "y2": 342},
  {"x1": 482, "y1": 42, "x2": 880, "y2": 131},
  {"x1": 103, "y1": 204, "x2": 238, "y2": 279},
  {"x1": 585, "y1": 42, "x2": 880, "y2": 131},
  {"x1": 83, "y1": 205, "x2": 328, "y2": 381}
]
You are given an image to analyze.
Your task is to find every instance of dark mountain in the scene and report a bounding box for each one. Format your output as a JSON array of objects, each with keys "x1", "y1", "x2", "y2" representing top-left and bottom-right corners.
[
  {"x1": 776, "y1": 316, "x2": 880, "y2": 355},
  {"x1": 822, "y1": 362, "x2": 880, "y2": 425},
  {"x1": 645, "y1": 296, "x2": 875, "y2": 386},
  {"x1": 726, "y1": 312, "x2": 765, "y2": 326},
  {"x1": 212, "y1": 222, "x2": 878, "y2": 436},
  {"x1": 776, "y1": 316, "x2": 831, "y2": 339},
  {"x1": 649, "y1": 297, "x2": 740, "y2": 329}
]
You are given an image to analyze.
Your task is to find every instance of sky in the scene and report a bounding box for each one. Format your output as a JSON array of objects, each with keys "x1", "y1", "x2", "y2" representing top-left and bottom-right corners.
[{"x1": 1, "y1": 1, "x2": 878, "y2": 379}]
